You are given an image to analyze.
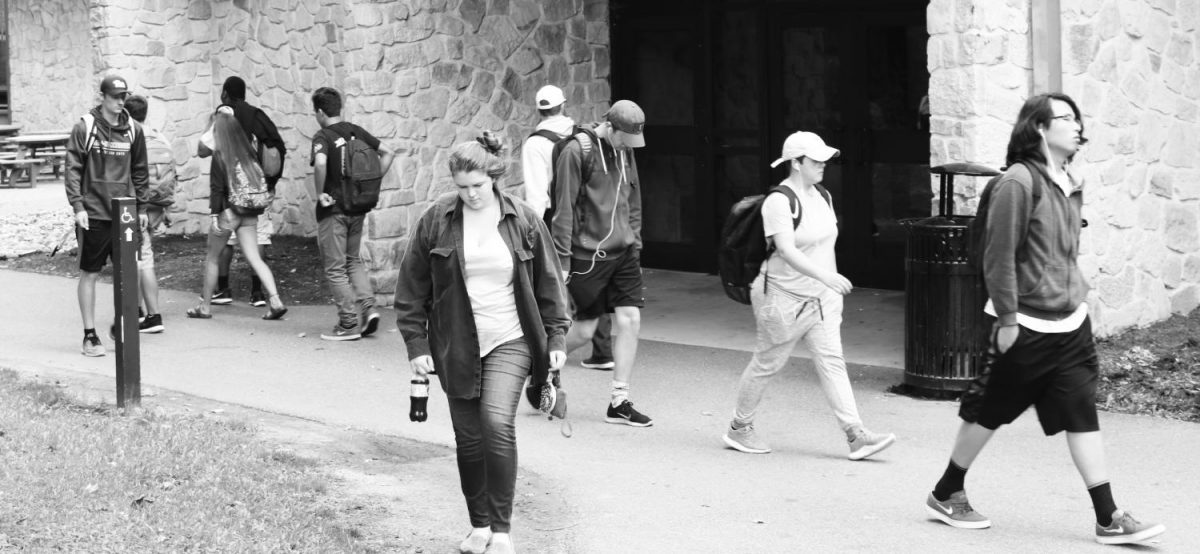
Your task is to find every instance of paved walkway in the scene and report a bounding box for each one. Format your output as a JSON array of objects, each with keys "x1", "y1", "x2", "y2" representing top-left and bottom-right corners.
[{"x1": 0, "y1": 268, "x2": 1193, "y2": 552}]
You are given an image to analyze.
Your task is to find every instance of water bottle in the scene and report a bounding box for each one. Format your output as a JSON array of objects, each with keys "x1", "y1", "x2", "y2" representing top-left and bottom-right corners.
[{"x1": 409, "y1": 377, "x2": 429, "y2": 422}]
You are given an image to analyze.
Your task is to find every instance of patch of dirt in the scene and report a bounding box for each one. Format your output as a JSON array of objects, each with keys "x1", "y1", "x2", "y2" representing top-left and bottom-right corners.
[
  {"x1": 2, "y1": 234, "x2": 331, "y2": 306},
  {"x1": 1095, "y1": 310, "x2": 1200, "y2": 423}
]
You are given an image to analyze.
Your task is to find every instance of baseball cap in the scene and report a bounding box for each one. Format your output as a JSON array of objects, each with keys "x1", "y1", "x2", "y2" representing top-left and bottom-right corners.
[
  {"x1": 769, "y1": 131, "x2": 840, "y2": 167},
  {"x1": 100, "y1": 74, "x2": 130, "y2": 98},
  {"x1": 535, "y1": 85, "x2": 566, "y2": 109},
  {"x1": 606, "y1": 99, "x2": 645, "y2": 148}
]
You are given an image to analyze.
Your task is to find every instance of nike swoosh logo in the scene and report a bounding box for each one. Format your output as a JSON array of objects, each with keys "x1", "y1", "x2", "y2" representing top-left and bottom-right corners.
[
  {"x1": 1101, "y1": 525, "x2": 1125, "y2": 534},
  {"x1": 935, "y1": 502, "x2": 954, "y2": 516}
]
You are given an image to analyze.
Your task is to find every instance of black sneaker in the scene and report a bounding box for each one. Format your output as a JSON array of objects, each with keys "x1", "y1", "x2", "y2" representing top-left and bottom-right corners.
[
  {"x1": 320, "y1": 322, "x2": 362, "y2": 341},
  {"x1": 211, "y1": 288, "x2": 233, "y2": 305},
  {"x1": 361, "y1": 306, "x2": 381, "y2": 337},
  {"x1": 605, "y1": 399, "x2": 653, "y2": 427},
  {"x1": 581, "y1": 356, "x2": 615, "y2": 370},
  {"x1": 249, "y1": 290, "x2": 267, "y2": 307},
  {"x1": 139, "y1": 313, "x2": 164, "y2": 334},
  {"x1": 138, "y1": 306, "x2": 146, "y2": 323}
]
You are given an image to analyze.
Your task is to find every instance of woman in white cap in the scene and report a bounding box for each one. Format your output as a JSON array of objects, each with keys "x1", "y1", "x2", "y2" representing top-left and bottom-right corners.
[{"x1": 723, "y1": 131, "x2": 896, "y2": 460}]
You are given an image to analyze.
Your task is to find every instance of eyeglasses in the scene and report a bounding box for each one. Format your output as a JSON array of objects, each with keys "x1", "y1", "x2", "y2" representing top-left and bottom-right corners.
[{"x1": 1050, "y1": 113, "x2": 1077, "y2": 123}]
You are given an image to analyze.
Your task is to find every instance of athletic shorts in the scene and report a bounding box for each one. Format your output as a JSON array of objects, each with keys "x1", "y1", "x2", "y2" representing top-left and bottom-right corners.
[
  {"x1": 959, "y1": 316, "x2": 1100, "y2": 436},
  {"x1": 226, "y1": 211, "x2": 273, "y2": 246},
  {"x1": 78, "y1": 219, "x2": 116, "y2": 273},
  {"x1": 567, "y1": 247, "x2": 644, "y2": 320}
]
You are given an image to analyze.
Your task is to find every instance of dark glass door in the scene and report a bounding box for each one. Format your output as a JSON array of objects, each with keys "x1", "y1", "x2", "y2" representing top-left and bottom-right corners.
[
  {"x1": 610, "y1": 4, "x2": 712, "y2": 271},
  {"x1": 767, "y1": 4, "x2": 929, "y2": 289},
  {"x1": 611, "y1": 0, "x2": 929, "y2": 288}
]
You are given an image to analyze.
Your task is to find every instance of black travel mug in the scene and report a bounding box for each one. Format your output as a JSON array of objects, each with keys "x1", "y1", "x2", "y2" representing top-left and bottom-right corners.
[{"x1": 409, "y1": 377, "x2": 429, "y2": 422}]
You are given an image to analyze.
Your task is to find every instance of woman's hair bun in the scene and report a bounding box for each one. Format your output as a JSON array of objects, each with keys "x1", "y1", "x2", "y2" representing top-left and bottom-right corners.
[{"x1": 476, "y1": 131, "x2": 504, "y2": 155}]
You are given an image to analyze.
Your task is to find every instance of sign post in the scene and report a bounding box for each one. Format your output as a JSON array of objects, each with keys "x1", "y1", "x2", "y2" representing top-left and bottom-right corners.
[{"x1": 111, "y1": 197, "x2": 141, "y2": 408}]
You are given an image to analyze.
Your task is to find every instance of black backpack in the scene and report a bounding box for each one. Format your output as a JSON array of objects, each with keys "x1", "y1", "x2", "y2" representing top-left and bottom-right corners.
[
  {"x1": 718, "y1": 184, "x2": 831, "y2": 304},
  {"x1": 333, "y1": 130, "x2": 383, "y2": 214},
  {"x1": 968, "y1": 161, "x2": 1044, "y2": 280},
  {"x1": 535, "y1": 126, "x2": 598, "y2": 227}
]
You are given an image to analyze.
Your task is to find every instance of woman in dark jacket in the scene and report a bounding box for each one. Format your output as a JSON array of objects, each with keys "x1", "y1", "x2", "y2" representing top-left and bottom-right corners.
[{"x1": 395, "y1": 133, "x2": 569, "y2": 554}]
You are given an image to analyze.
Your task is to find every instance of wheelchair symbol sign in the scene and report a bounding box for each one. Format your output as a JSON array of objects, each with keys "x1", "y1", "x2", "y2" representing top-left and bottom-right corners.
[{"x1": 120, "y1": 207, "x2": 135, "y2": 224}]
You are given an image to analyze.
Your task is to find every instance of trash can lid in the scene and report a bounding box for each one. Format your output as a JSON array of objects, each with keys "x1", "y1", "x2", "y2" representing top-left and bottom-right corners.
[{"x1": 931, "y1": 163, "x2": 1001, "y2": 177}]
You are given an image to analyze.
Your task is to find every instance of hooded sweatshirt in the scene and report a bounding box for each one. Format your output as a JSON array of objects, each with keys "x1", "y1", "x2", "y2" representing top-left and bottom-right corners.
[
  {"x1": 548, "y1": 127, "x2": 642, "y2": 268},
  {"x1": 65, "y1": 106, "x2": 150, "y2": 220},
  {"x1": 521, "y1": 114, "x2": 575, "y2": 216}
]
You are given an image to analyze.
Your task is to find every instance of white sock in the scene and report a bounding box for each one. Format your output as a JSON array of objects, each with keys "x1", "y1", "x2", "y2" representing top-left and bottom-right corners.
[{"x1": 610, "y1": 381, "x2": 629, "y2": 407}]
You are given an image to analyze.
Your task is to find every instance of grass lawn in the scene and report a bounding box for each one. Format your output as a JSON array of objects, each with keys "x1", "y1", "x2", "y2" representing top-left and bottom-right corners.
[{"x1": 0, "y1": 370, "x2": 366, "y2": 552}]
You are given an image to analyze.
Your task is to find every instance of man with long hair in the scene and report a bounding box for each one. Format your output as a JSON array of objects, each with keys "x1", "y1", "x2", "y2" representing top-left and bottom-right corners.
[{"x1": 924, "y1": 93, "x2": 1165, "y2": 546}]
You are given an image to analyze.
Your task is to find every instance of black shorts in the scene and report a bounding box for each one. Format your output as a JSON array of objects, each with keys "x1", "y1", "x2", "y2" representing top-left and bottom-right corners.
[
  {"x1": 959, "y1": 316, "x2": 1100, "y2": 436},
  {"x1": 567, "y1": 248, "x2": 644, "y2": 320},
  {"x1": 77, "y1": 220, "x2": 116, "y2": 273}
]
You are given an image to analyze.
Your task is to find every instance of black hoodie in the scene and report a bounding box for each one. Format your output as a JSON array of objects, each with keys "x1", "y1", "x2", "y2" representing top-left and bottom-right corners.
[{"x1": 65, "y1": 106, "x2": 150, "y2": 219}]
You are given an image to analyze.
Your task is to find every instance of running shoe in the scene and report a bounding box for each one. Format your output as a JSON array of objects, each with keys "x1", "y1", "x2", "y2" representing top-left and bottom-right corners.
[
  {"x1": 723, "y1": 423, "x2": 771, "y2": 454},
  {"x1": 925, "y1": 491, "x2": 991, "y2": 529},
  {"x1": 605, "y1": 400, "x2": 653, "y2": 427},
  {"x1": 1095, "y1": 509, "x2": 1165, "y2": 545},
  {"x1": 211, "y1": 288, "x2": 233, "y2": 305}
]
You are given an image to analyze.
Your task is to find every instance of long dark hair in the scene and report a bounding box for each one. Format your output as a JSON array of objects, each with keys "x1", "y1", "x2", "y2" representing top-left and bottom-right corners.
[
  {"x1": 213, "y1": 111, "x2": 265, "y2": 191},
  {"x1": 1005, "y1": 92, "x2": 1088, "y2": 168}
]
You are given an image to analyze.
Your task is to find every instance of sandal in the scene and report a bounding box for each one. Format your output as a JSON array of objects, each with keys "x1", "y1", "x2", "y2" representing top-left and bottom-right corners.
[
  {"x1": 186, "y1": 306, "x2": 212, "y2": 319},
  {"x1": 262, "y1": 295, "x2": 288, "y2": 320}
]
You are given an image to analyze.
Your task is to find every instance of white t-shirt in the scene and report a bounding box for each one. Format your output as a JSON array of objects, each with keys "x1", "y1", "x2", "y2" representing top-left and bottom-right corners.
[
  {"x1": 760, "y1": 182, "x2": 838, "y2": 298},
  {"x1": 463, "y1": 208, "x2": 524, "y2": 356}
]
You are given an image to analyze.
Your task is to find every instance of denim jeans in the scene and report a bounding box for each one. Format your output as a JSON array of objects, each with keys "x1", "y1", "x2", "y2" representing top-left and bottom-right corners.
[
  {"x1": 316, "y1": 214, "x2": 374, "y2": 323},
  {"x1": 732, "y1": 278, "x2": 863, "y2": 434},
  {"x1": 447, "y1": 338, "x2": 531, "y2": 533}
]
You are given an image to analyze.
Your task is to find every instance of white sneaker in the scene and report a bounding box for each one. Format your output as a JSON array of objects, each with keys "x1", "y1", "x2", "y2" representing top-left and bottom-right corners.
[{"x1": 848, "y1": 427, "x2": 895, "y2": 460}]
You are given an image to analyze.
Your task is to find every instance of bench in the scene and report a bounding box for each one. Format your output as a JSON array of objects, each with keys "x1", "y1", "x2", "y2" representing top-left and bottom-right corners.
[
  {"x1": 34, "y1": 150, "x2": 67, "y2": 179},
  {"x1": 0, "y1": 158, "x2": 45, "y2": 188}
]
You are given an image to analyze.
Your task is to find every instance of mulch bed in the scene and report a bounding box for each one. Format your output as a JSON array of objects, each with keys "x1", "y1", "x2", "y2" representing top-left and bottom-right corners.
[{"x1": 1, "y1": 234, "x2": 331, "y2": 306}]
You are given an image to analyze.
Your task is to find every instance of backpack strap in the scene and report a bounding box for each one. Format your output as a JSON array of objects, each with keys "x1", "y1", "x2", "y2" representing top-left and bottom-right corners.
[{"x1": 528, "y1": 129, "x2": 561, "y2": 143}]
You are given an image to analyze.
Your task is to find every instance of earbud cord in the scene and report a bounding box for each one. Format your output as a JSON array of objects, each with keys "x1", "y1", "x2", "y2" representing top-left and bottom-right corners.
[{"x1": 567, "y1": 140, "x2": 623, "y2": 282}]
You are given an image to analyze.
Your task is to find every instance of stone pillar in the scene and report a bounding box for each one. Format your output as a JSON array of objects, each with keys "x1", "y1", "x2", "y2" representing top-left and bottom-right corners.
[{"x1": 927, "y1": 0, "x2": 1032, "y2": 214}]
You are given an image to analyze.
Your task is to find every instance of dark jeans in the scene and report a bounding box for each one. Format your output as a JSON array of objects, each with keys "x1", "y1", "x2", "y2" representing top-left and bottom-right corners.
[
  {"x1": 447, "y1": 338, "x2": 531, "y2": 533},
  {"x1": 316, "y1": 214, "x2": 374, "y2": 324}
]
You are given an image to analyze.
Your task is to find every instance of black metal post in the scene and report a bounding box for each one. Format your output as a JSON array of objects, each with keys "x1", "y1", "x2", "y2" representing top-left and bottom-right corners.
[{"x1": 111, "y1": 197, "x2": 140, "y2": 408}]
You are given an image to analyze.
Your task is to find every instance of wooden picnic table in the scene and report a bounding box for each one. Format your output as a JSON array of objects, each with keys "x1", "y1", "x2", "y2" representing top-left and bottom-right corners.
[
  {"x1": 0, "y1": 134, "x2": 70, "y2": 187},
  {"x1": 4, "y1": 133, "x2": 70, "y2": 157}
]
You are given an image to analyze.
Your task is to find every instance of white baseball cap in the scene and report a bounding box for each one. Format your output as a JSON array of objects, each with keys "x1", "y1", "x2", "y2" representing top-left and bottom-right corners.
[
  {"x1": 535, "y1": 85, "x2": 566, "y2": 109},
  {"x1": 769, "y1": 131, "x2": 840, "y2": 167}
]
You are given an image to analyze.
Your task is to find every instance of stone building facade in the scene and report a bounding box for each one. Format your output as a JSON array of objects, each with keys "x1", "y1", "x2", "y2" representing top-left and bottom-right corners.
[
  {"x1": 929, "y1": 0, "x2": 1200, "y2": 334},
  {"x1": 7, "y1": 0, "x2": 610, "y2": 300},
  {"x1": 7, "y1": 0, "x2": 1200, "y2": 335}
]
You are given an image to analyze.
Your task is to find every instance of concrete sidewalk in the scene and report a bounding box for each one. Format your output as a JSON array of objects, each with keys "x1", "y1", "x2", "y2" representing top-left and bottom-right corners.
[{"x1": 0, "y1": 268, "x2": 1193, "y2": 552}]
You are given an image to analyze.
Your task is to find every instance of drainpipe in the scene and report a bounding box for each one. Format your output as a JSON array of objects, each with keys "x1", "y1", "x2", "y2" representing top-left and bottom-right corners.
[{"x1": 1031, "y1": 0, "x2": 1063, "y2": 93}]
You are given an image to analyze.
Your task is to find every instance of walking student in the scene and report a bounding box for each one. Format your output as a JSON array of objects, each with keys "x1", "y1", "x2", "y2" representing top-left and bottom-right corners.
[
  {"x1": 187, "y1": 107, "x2": 287, "y2": 320},
  {"x1": 723, "y1": 131, "x2": 895, "y2": 460},
  {"x1": 310, "y1": 86, "x2": 395, "y2": 340},
  {"x1": 199, "y1": 76, "x2": 286, "y2": 308},
  {"x1": 548, "y1": 99, "x2": 652, "y2": 426},
  {"x1": 395, "y1": 134, "x2": 569, "y2": 554},
  {"x1": 521, "y1": 84, "x2": 613, "y2": 370},
  {"x1": 924, "y1": 93, "x2": 1165, "y2": 545},
  {"x1": 65, "y1": 74, "x2": 150, "y2": 357},
  {"x1": 123, "y1": 94, "x2": 167, "y2": 334}
]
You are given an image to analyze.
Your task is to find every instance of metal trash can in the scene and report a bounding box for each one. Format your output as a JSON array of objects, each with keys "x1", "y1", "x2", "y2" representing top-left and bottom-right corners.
[{"x1": 902, "y1": 163, "x2": 1001, "y2": 397}]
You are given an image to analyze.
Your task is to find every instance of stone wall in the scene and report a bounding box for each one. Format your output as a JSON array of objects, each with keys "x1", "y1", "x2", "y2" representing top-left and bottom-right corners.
[
  {"x1": 7, "y1": 0, "x2": 95, "y2": 130},
  {"x1": 1062, "y1": 0, "x2": 1200, "y2": 332},
  {"x1": 927, "y1": 0, "x2": 1032, "y2": 213},
  {"x1": 929, "y1": 0, "x2": 1200, "y2": 335},
  {"x1": 9, "y1": 0, "x2": 611, "y2": 303}
]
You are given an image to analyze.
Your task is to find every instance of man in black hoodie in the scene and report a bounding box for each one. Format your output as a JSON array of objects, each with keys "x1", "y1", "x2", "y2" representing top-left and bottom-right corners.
[
  {"x1": 65, "y1": 74, "x2": 150, "y2": 357},
  {"x1": 198, "y1": 76, "x2": 286, "y2": 307}
]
